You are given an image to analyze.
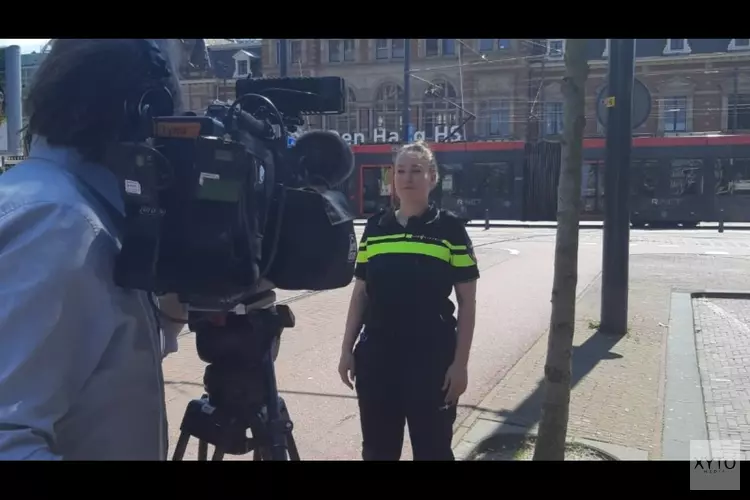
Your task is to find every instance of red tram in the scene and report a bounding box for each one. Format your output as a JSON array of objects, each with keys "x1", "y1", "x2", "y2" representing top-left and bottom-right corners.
[{"x1": 344, "y1": 134, "x2": 750, "y2": 227}]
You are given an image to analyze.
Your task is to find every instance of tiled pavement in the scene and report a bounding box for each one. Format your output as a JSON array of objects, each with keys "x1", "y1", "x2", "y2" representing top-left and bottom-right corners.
[
  {"x1": 692, "y1": 297, "x2": 750, "y2": 460},
  {"x1": 453, "y1": 254, "x2": 750, "y2": 460}
]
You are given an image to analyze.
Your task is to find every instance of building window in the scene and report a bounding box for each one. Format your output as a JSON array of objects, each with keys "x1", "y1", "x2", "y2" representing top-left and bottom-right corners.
[
  {"x1": 663, "y1": 38, "x2": 691, "y2": 55},
  {"x1": 329, "y1": 40, "x2": 341, "y2": 62},
  {"x1": 375, "y1": 39, "x2": 389, "y2": 59},
  {"x1": 497, "y1": 39, "x2": 511, "y2": 50},
  {"x1": 426, "y1": 39, "x2": 439, "y2": 57},
  {"x1": 373, "y1": 83, "x2": 403, "y2": 133},
  {"x1": 422, "y1": 80, "x2": 458, "y2": 140},
  {"x1": 391, "y1": 39, "x2": 405, "y2": 59},
  {"x1": 663, "y1": 96, "x2": 688, "y2": 132},
  {"x1": 290, "y1": 40, "x2": 302, "y2": 64},
  {"x1": 728, "y1": 39, "x2": 750, "y2": 51},
  {"x1": 728, "y1": 94, "x2": 750, "y2": 131},
  {"x1": 477, "y1": 99, "x2": 512, "y2": 138},
  {"x1": 344, "y1": 39, "x2": 356, "y2": 61},
  {"x1": 546, "y1": 39, "x2": 565, "y2": 59},
  {"x1": 274, "y1": 40, "x2": 301, "y2": 65},
  {"x1": 479, "y1": 39, "x2": 494, "y2": 52},
  {"x1": 425, "y1": 38, "x2": 456, "y2": 57},
  {"x1": 327, "y1": 88, "x2": 359, "y2": 134},
  {"x1": 236, "y1": 60, "x2": 248, "y2": 76},
  {"x1": 543, "y1": 102, "x2": 563, "y2": 135},
  {"x1": 442, "y1": 39, "x2": 456, "y2": 55}
]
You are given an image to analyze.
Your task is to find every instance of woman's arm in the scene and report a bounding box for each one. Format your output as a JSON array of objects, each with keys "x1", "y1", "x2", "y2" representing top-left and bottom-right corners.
[
  {"x1": 341, "y1": 279, "x2": 368, "y2": 354},
  {"x1": 453, "y1": 280, "x2": 477, "y2": 367}
]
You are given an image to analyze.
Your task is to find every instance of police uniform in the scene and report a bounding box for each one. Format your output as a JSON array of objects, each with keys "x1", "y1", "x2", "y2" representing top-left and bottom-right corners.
[{"x1": 353, "y1": 203, "x2": 479, "y2": 461}]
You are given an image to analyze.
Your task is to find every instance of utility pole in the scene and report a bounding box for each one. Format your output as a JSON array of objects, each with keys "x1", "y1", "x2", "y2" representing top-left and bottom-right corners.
[
  {"x1": 278, "y1": 39, "x2": 288, "y2": 77},
  {"x1": 600, "y1": 39, "x2": 635, "y2": 336},
  {"x1": 732, "y1": 67, "x2": 739, "y2": 133},
  {"x1": 402, "y1": 39, "x2": 411, "y2": 142},
  {"x1": 3, "y1": 45, "x2": 22, "y2": 155}
]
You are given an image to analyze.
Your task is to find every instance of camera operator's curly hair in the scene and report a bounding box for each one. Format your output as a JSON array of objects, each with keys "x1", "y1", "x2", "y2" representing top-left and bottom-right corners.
[{"x1": 23, "y1": 39, "x2": 183, "y2": 163}]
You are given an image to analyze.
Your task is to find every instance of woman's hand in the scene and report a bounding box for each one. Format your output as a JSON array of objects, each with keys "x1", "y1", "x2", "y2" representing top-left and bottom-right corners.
[
  {"x1": 338, "y1": 350, "x2": 356, "y2": 390},
  {"x1": 442, "y1": 361, "x2": 468, "y2": 405}
]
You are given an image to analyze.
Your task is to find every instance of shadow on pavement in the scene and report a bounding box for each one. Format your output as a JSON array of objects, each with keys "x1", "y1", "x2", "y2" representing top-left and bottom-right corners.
[{"x1": 467, "y1": 328, "x2": 625, "y2": 459}]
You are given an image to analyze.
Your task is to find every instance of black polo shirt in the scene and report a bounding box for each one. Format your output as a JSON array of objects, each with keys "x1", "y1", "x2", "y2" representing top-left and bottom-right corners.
[{"x1": 354, "y1": 204, "x2": 479, "y2": 333}]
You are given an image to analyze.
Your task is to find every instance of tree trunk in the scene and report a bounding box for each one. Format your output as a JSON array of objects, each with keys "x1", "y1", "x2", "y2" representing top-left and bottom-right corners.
[{"x1": 532, "y1": 39, "x2": 589, "y2": 461}]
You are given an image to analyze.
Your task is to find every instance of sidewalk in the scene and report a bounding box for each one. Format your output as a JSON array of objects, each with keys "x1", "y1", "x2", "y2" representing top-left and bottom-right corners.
[{"x1": 452, "y1": 253, "x2": 750, "y2": 460}]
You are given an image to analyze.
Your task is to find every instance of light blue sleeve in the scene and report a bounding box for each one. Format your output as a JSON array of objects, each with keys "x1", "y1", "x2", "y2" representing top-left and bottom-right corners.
[{"x1": 0, "y1": 202, "x2": 118, "y2": 460}]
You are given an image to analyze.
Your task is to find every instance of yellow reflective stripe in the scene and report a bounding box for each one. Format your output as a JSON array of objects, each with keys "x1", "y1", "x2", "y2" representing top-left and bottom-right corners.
[
  {"x1": 368, "y1": 241, "x2": 451, "y2": 262},
  {"x1": 451, "y1": 254, "x2": 476, "y2": 268}
]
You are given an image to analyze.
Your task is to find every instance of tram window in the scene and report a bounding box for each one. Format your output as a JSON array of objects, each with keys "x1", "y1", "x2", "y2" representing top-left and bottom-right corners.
[
  {"x1": 438, "y1": 163, "x2": 462, "y2": 195},
  {"x1": 669, "y1": 159, "x2": 703, "y2": 196},
  {"x1": 475, "y1": 162, "x2": 513, "y2": 197},
  {"x1": 631, "y1": 159, "x2": 660, "y2": 197},
  {"x1": 715, "y1": 158, "x2": 750, "y2": 195}
]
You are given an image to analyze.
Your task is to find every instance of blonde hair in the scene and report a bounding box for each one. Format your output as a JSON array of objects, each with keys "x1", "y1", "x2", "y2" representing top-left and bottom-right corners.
[{"x1": 395, "y1": 140, "x2": 440, "y2": 186}]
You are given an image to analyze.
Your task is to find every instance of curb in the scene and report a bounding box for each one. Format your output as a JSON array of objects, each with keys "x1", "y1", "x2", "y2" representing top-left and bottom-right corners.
[{"x1": 454, "y1": 416, "x2": 649, "y2": 461}]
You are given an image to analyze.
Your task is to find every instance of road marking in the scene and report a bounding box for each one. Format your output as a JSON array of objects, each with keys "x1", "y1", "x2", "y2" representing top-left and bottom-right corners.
[
  {"x1": 582, "y1": 242, "x2": 597, "y2": 245},
  {"x1": 501, "y1": 248, "x2": 520, "y2": 255},
  {"x1": 703, "y1": 250, "x2": 729, "y2": 255},
  {"x1": 658, "y1": 244, "x2": 679, "y2": 248}
]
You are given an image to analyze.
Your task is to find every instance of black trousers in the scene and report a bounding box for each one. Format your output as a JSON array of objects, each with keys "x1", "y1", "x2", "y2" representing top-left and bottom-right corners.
[{"x1": 353, "y1": 326, "x2": 457, "y2": 461}]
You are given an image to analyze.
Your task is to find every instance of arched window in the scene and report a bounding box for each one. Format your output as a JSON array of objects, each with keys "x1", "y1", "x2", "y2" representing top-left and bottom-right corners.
[
  {"x1": 328, "y1": 88, "x2": 358, "y2": 134},
  {"x1": 373, "y1": 83, "x2": 403, "y2": 134},
  {"x1": 423, "y1": 80, "x2": 458, "y2": 140}
]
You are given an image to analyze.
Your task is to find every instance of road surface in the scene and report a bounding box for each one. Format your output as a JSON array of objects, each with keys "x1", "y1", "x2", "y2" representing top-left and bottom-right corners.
[{"x1": 163, "y1": 227, "x2": 750, "y2": 460}]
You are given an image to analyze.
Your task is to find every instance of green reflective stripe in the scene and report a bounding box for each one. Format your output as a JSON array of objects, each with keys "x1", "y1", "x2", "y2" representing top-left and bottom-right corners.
[
  {"x1": 368, "y1": 241, "x2": 451, "y2": 262},
  {"x1": 356, "y1": 250, "x2": 369, "y2": 264},
  {"x1": 451, "y1": 254, "x2": 476, "y2": 268}
]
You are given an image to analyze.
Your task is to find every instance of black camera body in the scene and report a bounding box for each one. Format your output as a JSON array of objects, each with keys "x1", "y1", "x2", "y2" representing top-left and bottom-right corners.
[{"x1": 107, "y1": 76, "x2": 357, "y2": 310}]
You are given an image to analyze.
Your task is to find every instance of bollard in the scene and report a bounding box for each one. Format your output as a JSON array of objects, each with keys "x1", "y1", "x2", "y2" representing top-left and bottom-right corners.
[
  {"x1": 484, "y1": 209, "x2": 490, "y2": 231},
  {"x1": 718, "y1": 209, "x2": 724, "y2": 234}
]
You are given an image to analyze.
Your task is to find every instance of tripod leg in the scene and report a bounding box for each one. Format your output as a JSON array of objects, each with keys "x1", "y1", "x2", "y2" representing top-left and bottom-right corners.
[
  {"x1": 198, "y1": 440, "x2": 209, "y2": 461},
  {"x1": 286, "y1": 432, "x2": 300, "y2": 461},
  {"x1": 172, "y1": 431, "x2": 190, "y2": 461}
]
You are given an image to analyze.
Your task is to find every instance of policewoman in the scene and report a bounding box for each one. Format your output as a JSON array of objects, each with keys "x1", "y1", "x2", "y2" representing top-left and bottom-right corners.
[{"x1": 338, "y1": 141, "x2": 479, "y2": 461}]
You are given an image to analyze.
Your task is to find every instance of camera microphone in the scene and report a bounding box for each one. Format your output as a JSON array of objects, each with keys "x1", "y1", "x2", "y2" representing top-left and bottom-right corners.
[{"x1": 288, "y1": 130, "x2": 354, "y2": 188}]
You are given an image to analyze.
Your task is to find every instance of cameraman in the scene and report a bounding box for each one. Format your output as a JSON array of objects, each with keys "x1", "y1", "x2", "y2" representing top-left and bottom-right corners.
[{"x1": 0, "y1": 39, "x2": 191, "y2": 460}]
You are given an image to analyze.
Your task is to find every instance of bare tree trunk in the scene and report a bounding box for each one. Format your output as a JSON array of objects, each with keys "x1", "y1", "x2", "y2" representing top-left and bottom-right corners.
[{"x1": 532, "y1": 39, "x2": 589, "y2": 461}]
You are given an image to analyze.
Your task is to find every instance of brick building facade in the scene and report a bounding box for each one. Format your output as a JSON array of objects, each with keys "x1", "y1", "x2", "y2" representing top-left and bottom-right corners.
[{"x1": 261, "y1": 38, "x2": 750, "y2": 143}]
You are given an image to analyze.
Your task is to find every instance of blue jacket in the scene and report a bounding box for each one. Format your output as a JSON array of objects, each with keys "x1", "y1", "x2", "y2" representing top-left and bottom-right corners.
[{"x1": 0, "y1": 137, "x2": 170, "y2": 460}]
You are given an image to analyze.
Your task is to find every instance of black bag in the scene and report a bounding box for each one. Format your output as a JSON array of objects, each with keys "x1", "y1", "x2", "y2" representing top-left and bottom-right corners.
[{"x1": 265, "y1": 187, "x2": 357, "y2": 291}]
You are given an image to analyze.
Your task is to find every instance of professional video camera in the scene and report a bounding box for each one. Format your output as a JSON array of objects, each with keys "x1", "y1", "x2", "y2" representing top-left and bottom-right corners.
[{"x1": 106, "y1": 70, "x2": 357, "y2": 461}]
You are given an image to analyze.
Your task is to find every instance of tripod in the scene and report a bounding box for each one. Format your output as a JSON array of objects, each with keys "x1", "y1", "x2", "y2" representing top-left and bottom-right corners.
[{"x1": 172, "y1": 297, "x2": 300, "y2": 461}]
